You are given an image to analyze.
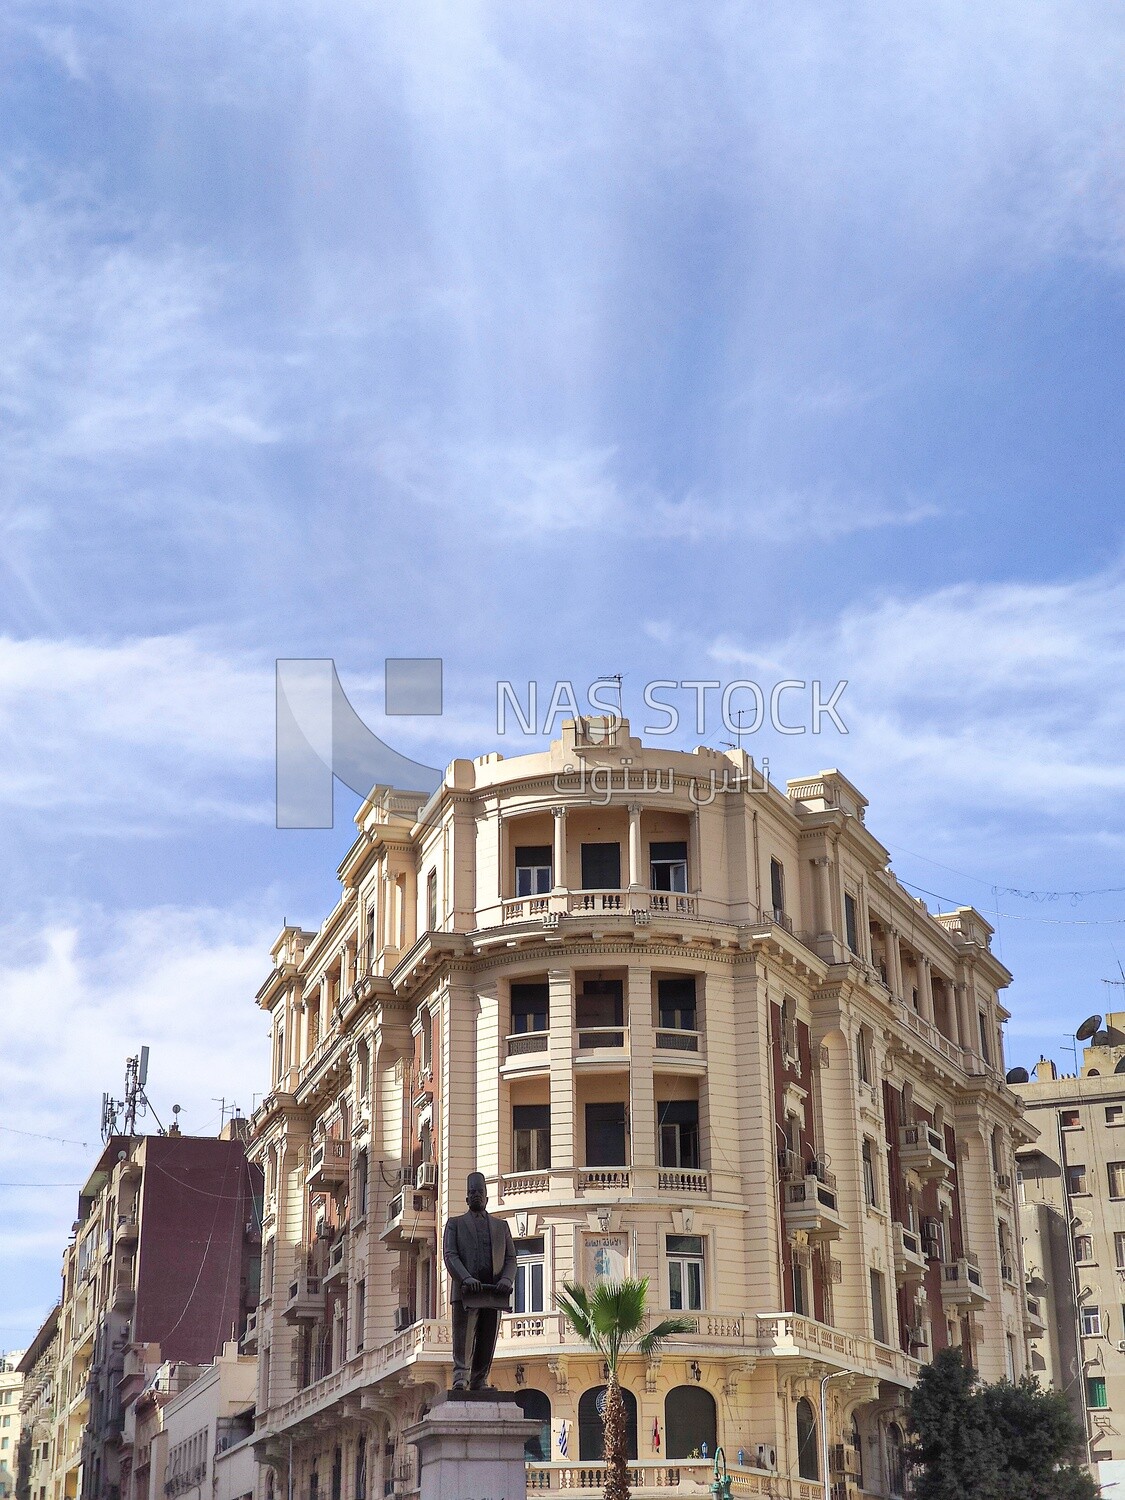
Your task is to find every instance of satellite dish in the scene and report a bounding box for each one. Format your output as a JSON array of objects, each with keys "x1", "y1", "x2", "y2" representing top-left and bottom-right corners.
[
  {"x1": 1006, "y1": 1066, "x2": 1030, "y2": 1084},
  {"x1": 1076, "y1": 1015, "x2": 1103, "y2": 1041},
  {"x1": 1095, "y1": 1031, "x2": 1112, "y2": 1047},
  {"x1": 1104, "y1": 1026, "x2": 1125, "y2": 1046}
]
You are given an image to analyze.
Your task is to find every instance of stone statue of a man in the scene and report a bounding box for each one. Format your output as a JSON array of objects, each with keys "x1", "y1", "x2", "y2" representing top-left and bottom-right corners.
[{"x1": 442, "y1": 1172, "x2": 517, "y2": 1390}]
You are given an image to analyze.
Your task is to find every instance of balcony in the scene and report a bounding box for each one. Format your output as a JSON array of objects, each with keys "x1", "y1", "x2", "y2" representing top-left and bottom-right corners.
[
  {"x1": 380, "y1": 1190, "x2": 436, "y2": 1246},
  {"x1": 112, "y1": 1277, "x2": 135, "y2": 1313},
  {"x1": 283, "y1": 1272, "x2": 325, "y2": 1323},
  {"x1": 782, "y1": 1169, "x2": 845, "y2": 1239},
  {"x1": 240, "y1": 1310, "x2": 259, "y2": 1354},
  {"x1": 655, "y1": 1168, "x2": 709, "y2": 1194},
  {"x1": 941, "y1": 1255, "x2": 989, "y2": 1309},
  {"x1": 892, "y1": 1222, "x2": 928, "y2": 1282},
  {"x1": 527, "y1": 1461, "x2": 711, "y2": 1493},
  {"x1": 899, "y1": 1123, "x2": 953, "y2": 1182},
  {"x1": 577, "y1": 1168, "x2": 632, "y2": 1193},
  {"x1": 324, "y1": 1237, "x2": 348, "y2": 1285},
  {"x1": 115, "y1": 1212, "x2": 138, "y2": 1244},
  {"x1": 307, "y1": 1139, "x2": 350, "y2": 1194},
  {"x1": 1024, "y1": 1294, "x2": 1047, "y2": 1338}
]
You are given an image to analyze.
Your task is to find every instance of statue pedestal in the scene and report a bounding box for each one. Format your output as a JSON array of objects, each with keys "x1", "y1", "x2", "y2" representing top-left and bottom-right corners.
[{"x1": 405, "y1": 1394, "x2": 539, "y2": 1500}]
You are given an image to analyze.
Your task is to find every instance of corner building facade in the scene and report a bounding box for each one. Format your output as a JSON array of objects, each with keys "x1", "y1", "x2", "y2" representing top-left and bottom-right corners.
[{"x1": 248, "y1": 720, "x2": 1029, "y2": 1500}]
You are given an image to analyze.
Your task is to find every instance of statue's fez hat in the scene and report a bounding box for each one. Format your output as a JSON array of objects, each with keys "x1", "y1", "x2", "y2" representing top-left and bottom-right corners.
[{"x1": 467, "y1": 1172, "x2": 487, "y2": 1193}]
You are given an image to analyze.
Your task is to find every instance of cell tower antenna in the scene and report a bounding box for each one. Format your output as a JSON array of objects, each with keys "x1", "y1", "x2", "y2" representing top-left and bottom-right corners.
[{"x1": 103, "y1": 1048, "x2": 166, "y2": 1139}]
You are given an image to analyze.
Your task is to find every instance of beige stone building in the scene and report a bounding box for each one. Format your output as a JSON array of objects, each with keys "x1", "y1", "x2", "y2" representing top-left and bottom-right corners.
[
  {"x1": 17, "y1": 1307, "x2": 59, "y2": 1500},
  {"x1": 1016, "y1": 1018, "x2": 1125, "y2": 1497},
  {"x1": 0, "y1": 1357, "x2": 24, "y2": 1500},
  {"x1": 247, "y1": 718, "x2": 1028, "y2": 1500}
]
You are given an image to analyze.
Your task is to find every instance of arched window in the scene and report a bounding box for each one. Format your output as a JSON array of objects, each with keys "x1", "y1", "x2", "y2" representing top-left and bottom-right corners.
[
  {"x1": 887, "y1": 1422, "x2": 906, "y2": 1497},
  {"x1": 795, "y1": 1398, "x2": 818, "y2": 1481},
  {"x1": 578, "y1": 1386, "x2": 638, "y2": 1461},
  {"x1": 514, "y1": 1390, "x2": 551, "y2": 1462},
  {"x1": 664, "y1": 1386, "x2": 717, "y2": 1459},
  {"x1": 1115, "y1": 1056, "x2": 1125, "y2": 1075},
  {"x1": 354, "y1": 1436, "x2": 366, "y2": 1500}
]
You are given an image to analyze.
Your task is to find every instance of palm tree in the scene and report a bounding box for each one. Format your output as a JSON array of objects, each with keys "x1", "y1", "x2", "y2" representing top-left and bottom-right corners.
[{"x1": 556, "y1": 1278, "x2": 695, "y2": 1500}]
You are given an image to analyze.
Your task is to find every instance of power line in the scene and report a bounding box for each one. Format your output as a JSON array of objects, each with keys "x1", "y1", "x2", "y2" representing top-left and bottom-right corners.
[
  {"x1": 886, "y1": 842, "x2": 1125, "y2": 905},
  {"x1": 899, "y1": 877, "x2": 1125, "y2": 925},
  {"x1": 0, "y1": 1125, "x2": 87, "y2": 1147}
]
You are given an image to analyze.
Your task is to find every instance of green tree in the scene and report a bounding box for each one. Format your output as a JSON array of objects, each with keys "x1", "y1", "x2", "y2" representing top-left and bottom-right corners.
[
  {"x1": 908, "y1": 1347, "x2": 1097, "y2": 1500},
  {"x1": 556, "y1": 1278, "x2": 693, "y2": 1500}
]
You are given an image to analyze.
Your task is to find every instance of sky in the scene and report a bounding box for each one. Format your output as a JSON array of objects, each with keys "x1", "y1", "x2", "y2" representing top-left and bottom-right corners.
[{"x1": 3, "y1": 0, "x2": 1125, "y2": 1348}]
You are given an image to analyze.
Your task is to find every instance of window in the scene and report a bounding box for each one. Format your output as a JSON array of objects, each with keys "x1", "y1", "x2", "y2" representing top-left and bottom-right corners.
[
  {"x1": 792, "y1": 1251, "x2": 807, "y2": 1316},
  {"x1": 855, "y1": 1029, "x2": 870, "y2": 1085},
  {"x1": 1082, "y1": 1306, "x2": 1103, "y2": 1337},
  {"x1": 795, "y1": 1398, "x2": 818, "y2": 1482},
  {"x1": 887, "y1": 1424, "x2": 906, "y2": 1498},
  {"x1": 511, "y1": 982, "x2": 549, "y2": 1034},
  {"x1": 978, "y1": 1011, "x2": 991, "y2": 1064},
  {"x1": 514, "y1": 1390, "x2": 551, "y2": 1462},
  {"x1": 844, "y1": 892, "x2": 859, "y2": 953},
  {"x1": 578, "y1": 1387, "x2": 638, "y2": 1462},
  {"x1": 354, "y1": 1437, "x2": 366, "y2": 1500},
  {"x1": 1110, "y1": 1161, "x2": 1125, "y2": 1199},
  {"x1": 862, "y1": 1139, "x2": 878, "y2": 1208},
  {"x1": 577, "y1": 980, "x2": 624, "y2": 1044},
  {"x1": 770, "y1": 858, "x2": 785, "y2": 918},
  {"x1": 664, "y1": 1387, "x2": 716, "y2": 1461},
  {"x1": 515, "y1": 846, "x2": 552, "y2": 897},
  {"x1": 657, "y1": 976, "x2": 697, "y2": 1031},
  {"x1": 1074, "y1": 1235, "x2": 1093, "y2": 1263},
  {"x1": 1067, "y1": 1164, "x2": 1088, "y2": 1195},
  {"x1": 650, "y1": 841, "x2": 688, "y2": 892},
  {"x1": 1108, "y1": 1106, "x2": 1124, "y2": 1126},
  {"x1": 354, "y1": 1150, "x2": 368, "y2": 1219},
  {"x1": 581, "y1": 842, "x2": 621, "y2": 890},
  {"x1": 426, "y1": 869, "x2": 438, "y2": 931},
  {"x1": 1060, "y1": 1108, "x2": 1081, "y2": 1127},
  {"x1": 870, "y1": 1268, "x2": 888, "y2": 1344},
  {"x1": 658, "y1": 1101, "x2": 700, "y2": 1169},
  {"x1": 1087, "y1": 1376, "x2": 1108, "y2": 1410},
  {"x1": 513, "y1": 1106, "x2": 551, "y2": 1170},
  {"x1": 1116, "y1": 1233, "x2": 1125, "y2": 1270},
  {"x1": 666, "y1": 1235, "x2": 704, "y2": 1311},
  {"x1": 585, "y1": 1103, "x2": 627, "y2": 1167},
  {"x1": 514, "y1": 1237, "x2": 546, "y2": 1313}
]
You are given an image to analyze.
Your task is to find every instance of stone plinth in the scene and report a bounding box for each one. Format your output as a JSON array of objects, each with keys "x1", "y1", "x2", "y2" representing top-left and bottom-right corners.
[{"x1": 405, "y1": 1394, "x2": 539, "y2": 1500}]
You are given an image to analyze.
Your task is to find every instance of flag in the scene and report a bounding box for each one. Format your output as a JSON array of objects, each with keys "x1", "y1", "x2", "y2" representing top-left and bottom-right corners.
[
  {"x1": 557, "y1": 1421, "x2": 568, "y2": 1457},
  {"x1": 652, "y1": 1418, "x2": 661, "y2": 1452}
]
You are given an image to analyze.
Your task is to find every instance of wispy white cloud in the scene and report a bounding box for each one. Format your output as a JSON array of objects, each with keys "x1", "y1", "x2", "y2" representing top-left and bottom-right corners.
[{"x1": 0, "y1": 901, "x2": 275, "y2": 1337}]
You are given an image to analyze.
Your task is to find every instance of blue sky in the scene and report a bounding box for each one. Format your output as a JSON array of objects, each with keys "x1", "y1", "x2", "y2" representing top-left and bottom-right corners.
[{"x1": 3, "y1": 1, "x2": 1125, "y2": 1348}]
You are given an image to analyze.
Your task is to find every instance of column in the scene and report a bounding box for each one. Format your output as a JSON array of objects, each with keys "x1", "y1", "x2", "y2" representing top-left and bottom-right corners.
[
  {"x1": 689, "y1": 807, "x2": 703, "y2": 894},
  {"x1": 627, "y1": 803, "x2": 644, "y2": 890},
  {"x1": 551, "y1": 807, "x2": 569, "y2": 893},
  {"x1": 813, "y1": 856, "x2": 832, "y2": 935},
  {"x1": 548, "y1": 969, "x2": 575, "y2": 1171},
  {"x1": 887, "y1": 927, "x2": 904, "y2": 1000},
  {"x1": 627, "y1": 966, "x2": 655, "y2": 1172},
  {"x1": 955, "y1": 981, "x2": 974, "y2": 1056},
  {"x1": 917, "y1": 956, "x2": 935, "y2": 1025}
]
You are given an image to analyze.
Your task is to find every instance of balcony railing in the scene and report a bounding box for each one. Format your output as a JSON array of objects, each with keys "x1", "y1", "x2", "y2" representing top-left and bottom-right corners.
[
  {"x1": 899, "y1": 1124, "x2": 954, "y2": 1181},
  {"x1": 577, "y1": 1168, "x2": 631, "y2": 1192},
  {"x1": 576, "y1": 1026, "x2": 627, "y2": 1050},
  {"x1": 941, "y1": 1256, "x2": 989, "y2": 1307},
  {"x1": 307, "y1": 1138, "x2": 350, "y2": 1192},
  {"x1": 783, "y1": 1173, "x2": 844, "y2": 1239},
  {"x1": 506, "y1": 1031, "x2": 550, "y2": 1058},
  {"x1": 655, "y1": 1029, "x2": 700, "y2": 1053},
  {"x1": 892, "y1": 1221, "x2": 927, "y2": 1280},
  {"x1": 656, "y1": 1168, "x2": 709, "y2": 1194},
  {"x1": 527, "y1": 1462, "x2": 711, "y2": 1491}
]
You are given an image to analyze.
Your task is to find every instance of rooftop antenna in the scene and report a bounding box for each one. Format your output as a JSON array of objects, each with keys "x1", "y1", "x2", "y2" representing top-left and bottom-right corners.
[
  {"x1": 102, "y1": 1048, "x2": 166, "y2": 1140},
  {"x1": 596, "y1": 674, "x2": 624, "y2": 723},
  {"x1": 213, "y1": 1097, "x2": 228, "y2": 1132},
  {"x1": 1064, "y1": 1014, "x2": 1103, "y2": 1075}
]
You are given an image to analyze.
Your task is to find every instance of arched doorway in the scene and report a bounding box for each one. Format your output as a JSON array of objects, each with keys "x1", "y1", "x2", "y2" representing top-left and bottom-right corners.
[
  {"x1": 664, "y1": 1386, "x2": 716, "y2": 1459},
  {"x1": 796, "y1": 1398, "x2": 818, "y2": 1481},
  {"x1": 887, "y1": 1422, "x2": 906, "y2": 1497},
  {"x1": 514, "y1": 1390, "x2": 552, "y2": 1461},
  {"x1": 578, "y1": 1386, "x2": 639, "y2": 1461}
]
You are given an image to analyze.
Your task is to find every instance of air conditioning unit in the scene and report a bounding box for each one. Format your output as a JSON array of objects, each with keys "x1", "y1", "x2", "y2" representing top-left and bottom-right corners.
[
  {"x1": 756, "y1": 1445, "x2": 777, "y2": 1472},
  {"x1": 393, "y1": 1308, "x2": 413, "y2": 1332},
  {"x1": 1116, "y1": 1340, "x2": 1125, "y2": 1354},
  {"x1": 907, "y1": 1324, "x2": 929, "y2": 1347},
  {"x1": 415, "y1": 1163, "x2": 437, "y2": 1191},
  {"x1": 394, "y1": 1167, "x2": 415, "y2": 1186}
]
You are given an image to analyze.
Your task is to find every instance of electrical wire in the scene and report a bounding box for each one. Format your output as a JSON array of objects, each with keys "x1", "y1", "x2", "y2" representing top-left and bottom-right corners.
[
  {"x1": 897, "y1": 877, "x2": 1125, "y2": 925},
  {"x1": 0, "y1": 1125, "x2": 87, "y2": 1147}
]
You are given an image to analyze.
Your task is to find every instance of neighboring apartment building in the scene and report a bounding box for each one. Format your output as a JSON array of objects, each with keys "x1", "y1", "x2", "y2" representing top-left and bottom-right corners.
[
  {"x1": 247, "y1": 717, "x2": 1028, "y2": 1500},
  {"x1": 1016, "y1": 1020, "x2": 1125, "y2": 1497},
  {"x1": 0, "y1": 1358, "x2": 23, "y2": 1500},
  {"x1": 17, "y1": 1307, "x2": 60, "y2": 1500},
  {"x1": 122, "y1": 1344, "x2": 256, "y2": 1500},
  {"x1": 48, "y1": 1128, "x2": 262, "y2": 1500}
]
